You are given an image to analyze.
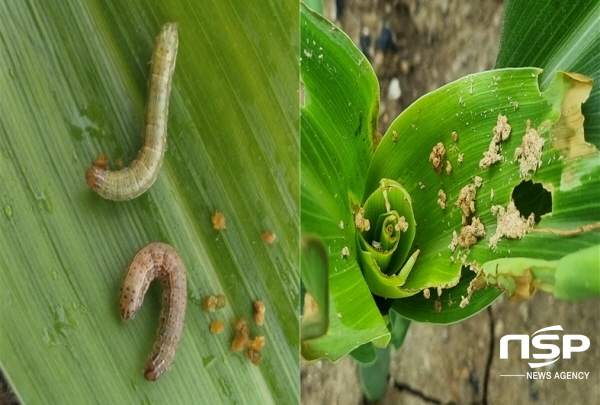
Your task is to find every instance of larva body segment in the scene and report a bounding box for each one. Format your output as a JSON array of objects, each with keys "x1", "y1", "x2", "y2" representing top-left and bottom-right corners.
[
  {"x1": 86, "y1": 22, "x2": 178, "y2": 201},
  {"x1": 119, "y1": 242, "x2": 187, "y2": 381}
]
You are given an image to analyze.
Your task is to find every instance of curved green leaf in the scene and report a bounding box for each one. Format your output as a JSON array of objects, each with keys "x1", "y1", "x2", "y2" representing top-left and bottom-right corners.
[
  {"x1": 0, "y1": 1, "x2": 298, "y2": 403},
  {"x1": 349, "y1": 342, "x2": 377, "y2": 365},
  {"x1": 358, "y1": 347, "x2": 391, "y2": 402},
  {"x1": 480, "y1": 245, "x2": 600, "y2": 301},
  {"x1": 554, "y1": 245, "x2": 600, "y2": 300},
  {"x1": 392, "y1": 267, "x2": 502, "y2": 324},
  {"x1": 388, "y1": 310, "x2": 411, "y2": 349},
  {"x1": 300, "y1": 3, "x2": 389, "y2": 361}
]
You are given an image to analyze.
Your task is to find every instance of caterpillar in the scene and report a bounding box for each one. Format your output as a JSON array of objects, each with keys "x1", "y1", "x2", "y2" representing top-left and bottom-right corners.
[
  {"x1": 86, "y1": 22, "x2": 178, "y2": 200},
  {"x1": 119, "y1": 242, "x2": 187, "y2": 381}
]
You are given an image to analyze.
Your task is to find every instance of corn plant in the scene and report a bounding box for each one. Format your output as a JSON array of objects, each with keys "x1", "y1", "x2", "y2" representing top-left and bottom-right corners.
[{"x1": 300, "y1": 0, "x2": 599, "y2": 399}]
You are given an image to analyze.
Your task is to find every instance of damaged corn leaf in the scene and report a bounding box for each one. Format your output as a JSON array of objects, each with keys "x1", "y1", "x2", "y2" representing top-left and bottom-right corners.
[
  {"x1": 496, "y1": 0, "x2": 600, "y2": 148},
  {"x1": 301, "y1": 3, "x2": 389, "y2": 360},
  {"x1": 482, "y1": 245, "x2": 600, "y2": 302},
  {"x1": 388, "y1": 266, "x2": 503, "y2": 324},
  {"x1": 366, "y1": 69, "x2": 598, "y2": 321}
]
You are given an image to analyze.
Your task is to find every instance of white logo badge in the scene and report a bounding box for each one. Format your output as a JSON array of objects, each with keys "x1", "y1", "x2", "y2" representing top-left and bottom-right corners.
[{"x1": 500, "y1": 325, "x2": 590, "y2": 368}]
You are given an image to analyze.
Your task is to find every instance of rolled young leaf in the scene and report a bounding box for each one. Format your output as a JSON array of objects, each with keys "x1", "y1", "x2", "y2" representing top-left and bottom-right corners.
[{"x1": 356, "y1": 179, "x2": 419, "y2": 298}]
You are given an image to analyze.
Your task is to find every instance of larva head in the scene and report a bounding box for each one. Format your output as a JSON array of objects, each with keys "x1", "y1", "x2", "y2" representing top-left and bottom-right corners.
[
  {"x1": 119, "y1": 305, "x2": 135, "y2": 322},
  {"x1": 144, "y1": 365, "x2": 159, "y2": 381},
  {"x1": 144, "y1": 357, "x2": 165, "y2": 381},
  {"x1": 155, "y1": 22, "x2": 178, "y2": 64},
  {"x1": 85, "y1": 166, "x2": 105, "y2": 191}
]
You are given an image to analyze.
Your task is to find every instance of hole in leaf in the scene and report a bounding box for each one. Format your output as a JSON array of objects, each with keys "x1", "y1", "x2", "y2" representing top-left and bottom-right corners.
[
  {"x1": 511, "y1": 180, "x2": 552, "y2": 223},
  {"x1": 582, "y1": 103, "x2": 600, "y2": 149}
]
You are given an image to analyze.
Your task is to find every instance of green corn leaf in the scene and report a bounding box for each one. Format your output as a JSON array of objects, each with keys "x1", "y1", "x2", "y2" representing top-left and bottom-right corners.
[
  {"x1": 349, "y1": 342, "x2": 377, "y2": 365},
  {"x1": 391, "y1": 266, "x2": 502, "y2": 324},
  {"x1": 496, "y1": 0, "x2": 600, "y2": 146},
  {"x1": 300, "y1": 3, "x2": 390, "y2": 361},
  {"x1": 481, "y1": 245, "x2": 600, "y2": 302},
  {"x1": 0, "y1": 1, "x2": 298, "y2": 403},
  {"x1": 388, "y1": 310, "x2": 411, "y2": 349},
  {"x1": 358, "y1": 346, "x2": 391, "y2": 402}
]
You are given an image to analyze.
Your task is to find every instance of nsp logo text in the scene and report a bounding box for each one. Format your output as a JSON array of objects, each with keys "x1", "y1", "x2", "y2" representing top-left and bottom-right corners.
[{"x1": 499, "y1": 325, "x2": 590, "y2": 368}]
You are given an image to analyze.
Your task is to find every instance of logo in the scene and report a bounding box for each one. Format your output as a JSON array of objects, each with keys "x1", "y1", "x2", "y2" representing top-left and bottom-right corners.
[{"x1": 499, "y1": 325, "x2": 591, "y2": 380}]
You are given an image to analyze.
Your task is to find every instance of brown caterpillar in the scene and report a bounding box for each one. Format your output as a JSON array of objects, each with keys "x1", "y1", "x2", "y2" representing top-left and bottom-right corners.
[
  {"x1": 86, "y1": 22, "x2": 178, "y2": 200},
  {"x1": 119, "y1": 242, "x2": 187, "y2": 381}
]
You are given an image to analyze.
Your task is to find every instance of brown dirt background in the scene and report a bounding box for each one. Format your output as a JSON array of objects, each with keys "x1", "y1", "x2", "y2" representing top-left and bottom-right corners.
[{"x1": 300, "y1": 1, "x2": 600, "y2": 404}]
